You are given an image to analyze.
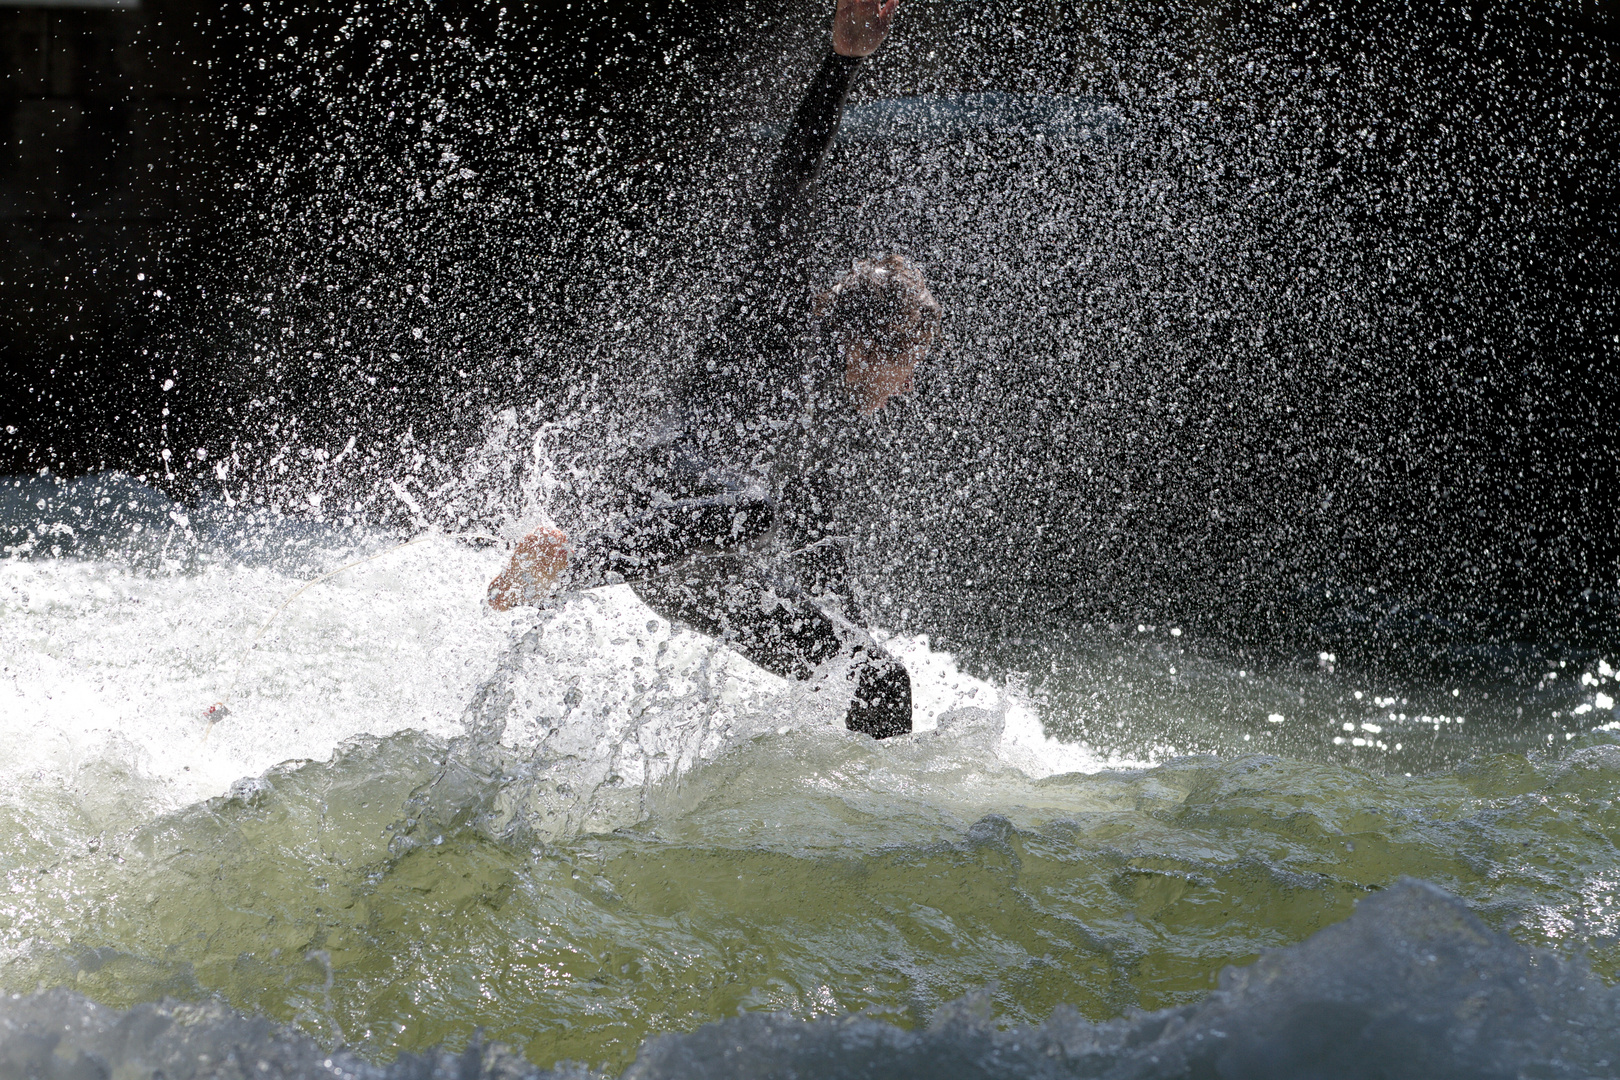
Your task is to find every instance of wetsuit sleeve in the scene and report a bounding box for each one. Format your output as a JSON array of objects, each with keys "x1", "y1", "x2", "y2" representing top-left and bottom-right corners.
[
  {"x1": 679, "y1": 48, "x2": 865, "y2": 421},
  {"x1": 751, "y1": 50, "x2": 865, "y2": 255},
  {"x1": 563, "y1": 491, "x2": 775, "y2": 590}
]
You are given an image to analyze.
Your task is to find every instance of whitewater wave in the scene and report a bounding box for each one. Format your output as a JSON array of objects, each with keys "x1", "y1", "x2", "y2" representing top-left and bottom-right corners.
[
  {"x1": 1, "y1": 472, "x2": 1135, "y2": 847},
  {"x1": 6, "y1": 471, "x2": 1619, "y2": 1075}
]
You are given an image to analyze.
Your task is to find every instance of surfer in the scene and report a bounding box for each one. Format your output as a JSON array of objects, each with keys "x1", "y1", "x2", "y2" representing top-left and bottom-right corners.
[{"x1": 489, "y1": 0, "x2": 939, "y2": 740}]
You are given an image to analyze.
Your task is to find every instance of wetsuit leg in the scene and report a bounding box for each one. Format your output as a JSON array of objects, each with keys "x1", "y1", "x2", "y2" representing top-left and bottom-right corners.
[
  {"x1": 846, "y1": 651, "x2": 912, "y2": 739},
  {"x1": 631, "y1": 559, "x2": 912, "y2": 739},
  {"x1": 633, "y1": 559, "x2": 839, "y2": 679}
]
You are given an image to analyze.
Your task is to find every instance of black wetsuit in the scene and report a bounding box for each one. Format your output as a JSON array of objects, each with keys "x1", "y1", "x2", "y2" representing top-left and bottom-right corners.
[{"x1": 560, "y1": 49, "x2": 911, "y2": 739}]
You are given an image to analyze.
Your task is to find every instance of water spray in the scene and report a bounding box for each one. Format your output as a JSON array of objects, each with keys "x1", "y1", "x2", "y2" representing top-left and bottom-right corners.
[{"x1": 202, "y1": 531, "x2": 502, "y2": 733}]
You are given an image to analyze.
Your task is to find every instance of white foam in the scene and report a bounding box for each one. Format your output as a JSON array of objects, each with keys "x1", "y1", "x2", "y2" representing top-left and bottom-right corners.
[
  {"x1": 877, "y1": 630, "x2": 1152, "y2": 776},
  {"x1": 0, "y1": 539, "x2": 526, "y2": 812},
  {"x1": 2, "y1": 539, "x2": 1142, "y2": 831}
]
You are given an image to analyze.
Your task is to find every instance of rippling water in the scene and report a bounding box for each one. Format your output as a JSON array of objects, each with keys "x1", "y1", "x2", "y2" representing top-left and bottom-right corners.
[{"x1": 3, "y1": 474, "x2": 1617, "y2": 1074}]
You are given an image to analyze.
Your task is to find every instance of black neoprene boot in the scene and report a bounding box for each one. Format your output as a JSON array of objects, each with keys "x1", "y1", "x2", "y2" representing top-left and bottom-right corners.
[{"x1": 845, "y1": 652, "x2": 912, "y2": 739}]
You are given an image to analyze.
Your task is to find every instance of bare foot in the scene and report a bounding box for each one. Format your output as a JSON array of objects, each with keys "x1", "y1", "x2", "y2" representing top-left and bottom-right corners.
[
  {"x1": 488, "y1": 527, "x2": 570, "y2": 610},
  {"x1": 833, "y1": 0, "x2": 900, "y2": 57}
]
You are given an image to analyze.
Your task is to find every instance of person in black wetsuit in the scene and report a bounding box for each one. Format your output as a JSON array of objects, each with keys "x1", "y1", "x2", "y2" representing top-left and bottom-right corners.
[{"x1": 489, "y1": 0, "x2": 939, "y2": 740}]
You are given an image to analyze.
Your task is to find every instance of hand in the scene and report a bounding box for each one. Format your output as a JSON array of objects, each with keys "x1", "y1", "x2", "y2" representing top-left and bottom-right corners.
[
  {"x1": 488, "y1": 527, "x2": 570, "y2": 610},
  {"x1": 833, "y1": 0, "x2": 900, "y2": 57}
]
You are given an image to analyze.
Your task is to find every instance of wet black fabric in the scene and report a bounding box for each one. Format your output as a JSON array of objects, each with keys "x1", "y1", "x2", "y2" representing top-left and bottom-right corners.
[
  {"x1": 846, "y1": 651, "x2": 913, "y2": 739},
  {"x1": 567, "y1": 47, "x2": 910, "y2": 739},
  {"x1": 572, "y1": 488, "x2": 777, "y2": 585},
  {"x1": 675, "y1": 50, "x2": 869, "y2": 475},
  {"x1": 632, "y1": 557, "x2": 843, "y2": 682},
  {"x1": 677, "y1": 49, "x2": 866, "y2": 430}
]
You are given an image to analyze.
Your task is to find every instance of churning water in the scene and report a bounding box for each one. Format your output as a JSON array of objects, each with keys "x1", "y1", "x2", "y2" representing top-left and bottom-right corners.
[
  {"x1": 4, "y1": 0, "x2": 1619, "y2": 1075},
  {"x1": 4, "y1": 471, "x2": 1619, "y2": 1077}
]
